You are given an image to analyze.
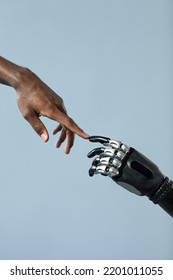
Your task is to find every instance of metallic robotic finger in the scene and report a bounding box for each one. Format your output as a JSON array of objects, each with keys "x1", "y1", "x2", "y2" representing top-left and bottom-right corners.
[{"x1": 87, "y1": 136, "x2": 173, "y2": 218}]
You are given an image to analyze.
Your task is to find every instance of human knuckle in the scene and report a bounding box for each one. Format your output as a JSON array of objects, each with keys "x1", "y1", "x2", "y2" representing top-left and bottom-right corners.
[
  {"x1": 22, "y1": 108, "x2": 31, "y2": 120},
  {"x1": 46, "y1": 104, "x2": 57, "y2": 117}
]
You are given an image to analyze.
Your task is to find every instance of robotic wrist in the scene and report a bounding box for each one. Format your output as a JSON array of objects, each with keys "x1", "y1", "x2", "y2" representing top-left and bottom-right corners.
[{"x1": 114, "y1": 148, "x2": 164, "y2": 198}]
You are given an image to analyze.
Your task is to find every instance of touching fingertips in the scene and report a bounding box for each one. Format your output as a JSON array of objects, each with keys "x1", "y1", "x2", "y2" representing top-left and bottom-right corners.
[
  {"x1": 83, "y1": 133, "x2": 90, "y2": 139},
  {"x1": 77, "y1": 131, "x2": 90, "y2": 139}
]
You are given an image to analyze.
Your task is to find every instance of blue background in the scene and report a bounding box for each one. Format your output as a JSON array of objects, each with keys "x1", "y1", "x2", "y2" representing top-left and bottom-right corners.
[{"x1": 0, "y1": 0, "x2": 173, "y2": 259}]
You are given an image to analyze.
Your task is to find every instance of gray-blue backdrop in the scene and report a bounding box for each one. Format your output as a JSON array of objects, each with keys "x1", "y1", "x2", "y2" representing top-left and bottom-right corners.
[{"x1": 0, "y1": 0, "x2": 173, "y2": 259}]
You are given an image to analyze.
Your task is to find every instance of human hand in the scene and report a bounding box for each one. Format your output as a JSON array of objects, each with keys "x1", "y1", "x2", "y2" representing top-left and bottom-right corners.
[{"x1": 15, "y1": 68, "x2": 89, "y2": 153}]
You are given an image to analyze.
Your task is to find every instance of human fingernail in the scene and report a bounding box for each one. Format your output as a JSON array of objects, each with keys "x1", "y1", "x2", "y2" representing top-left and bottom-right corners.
[{"x1": 41, "y1": 133, "x2": 47, "y2": 142}]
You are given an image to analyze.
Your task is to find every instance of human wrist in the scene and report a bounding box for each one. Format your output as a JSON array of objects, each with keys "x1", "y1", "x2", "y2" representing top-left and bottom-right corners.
[
  {"x1": 12, "y1": 67, "x2": 34, "y2": 90},
  {"x1": 0, "y1": 56, "x2": 32, "y2": 90}
]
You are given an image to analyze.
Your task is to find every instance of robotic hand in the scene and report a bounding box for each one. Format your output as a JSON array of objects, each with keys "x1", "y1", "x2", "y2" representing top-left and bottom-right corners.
[{"x1": 87, "y1": 136, "x2": 173, "y2": 218}]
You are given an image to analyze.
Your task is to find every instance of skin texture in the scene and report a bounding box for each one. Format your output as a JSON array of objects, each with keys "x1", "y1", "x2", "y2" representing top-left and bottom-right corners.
[{"x1": 0, "y1": 56, "x2": 89, "y2": 153}]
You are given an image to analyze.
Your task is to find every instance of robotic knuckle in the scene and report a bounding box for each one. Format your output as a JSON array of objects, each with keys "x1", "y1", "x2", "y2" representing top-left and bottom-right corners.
[
  {"x1": 103, "y1": 148, "x2": 115, "y2": 156},
  {"x1": 96, "y1": 164, "x2": 108, "y2": 175}
]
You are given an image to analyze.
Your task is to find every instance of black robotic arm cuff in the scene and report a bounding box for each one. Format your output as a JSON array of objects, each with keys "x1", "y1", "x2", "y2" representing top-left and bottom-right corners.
[{"x1": 149, "y1": 177, "x2": 173, "y2": 204}]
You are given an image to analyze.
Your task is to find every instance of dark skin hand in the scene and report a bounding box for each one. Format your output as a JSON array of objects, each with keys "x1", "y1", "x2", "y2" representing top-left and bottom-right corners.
[{"x1": 0, "y1": 56, "x2": 89, "y2": 153}]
